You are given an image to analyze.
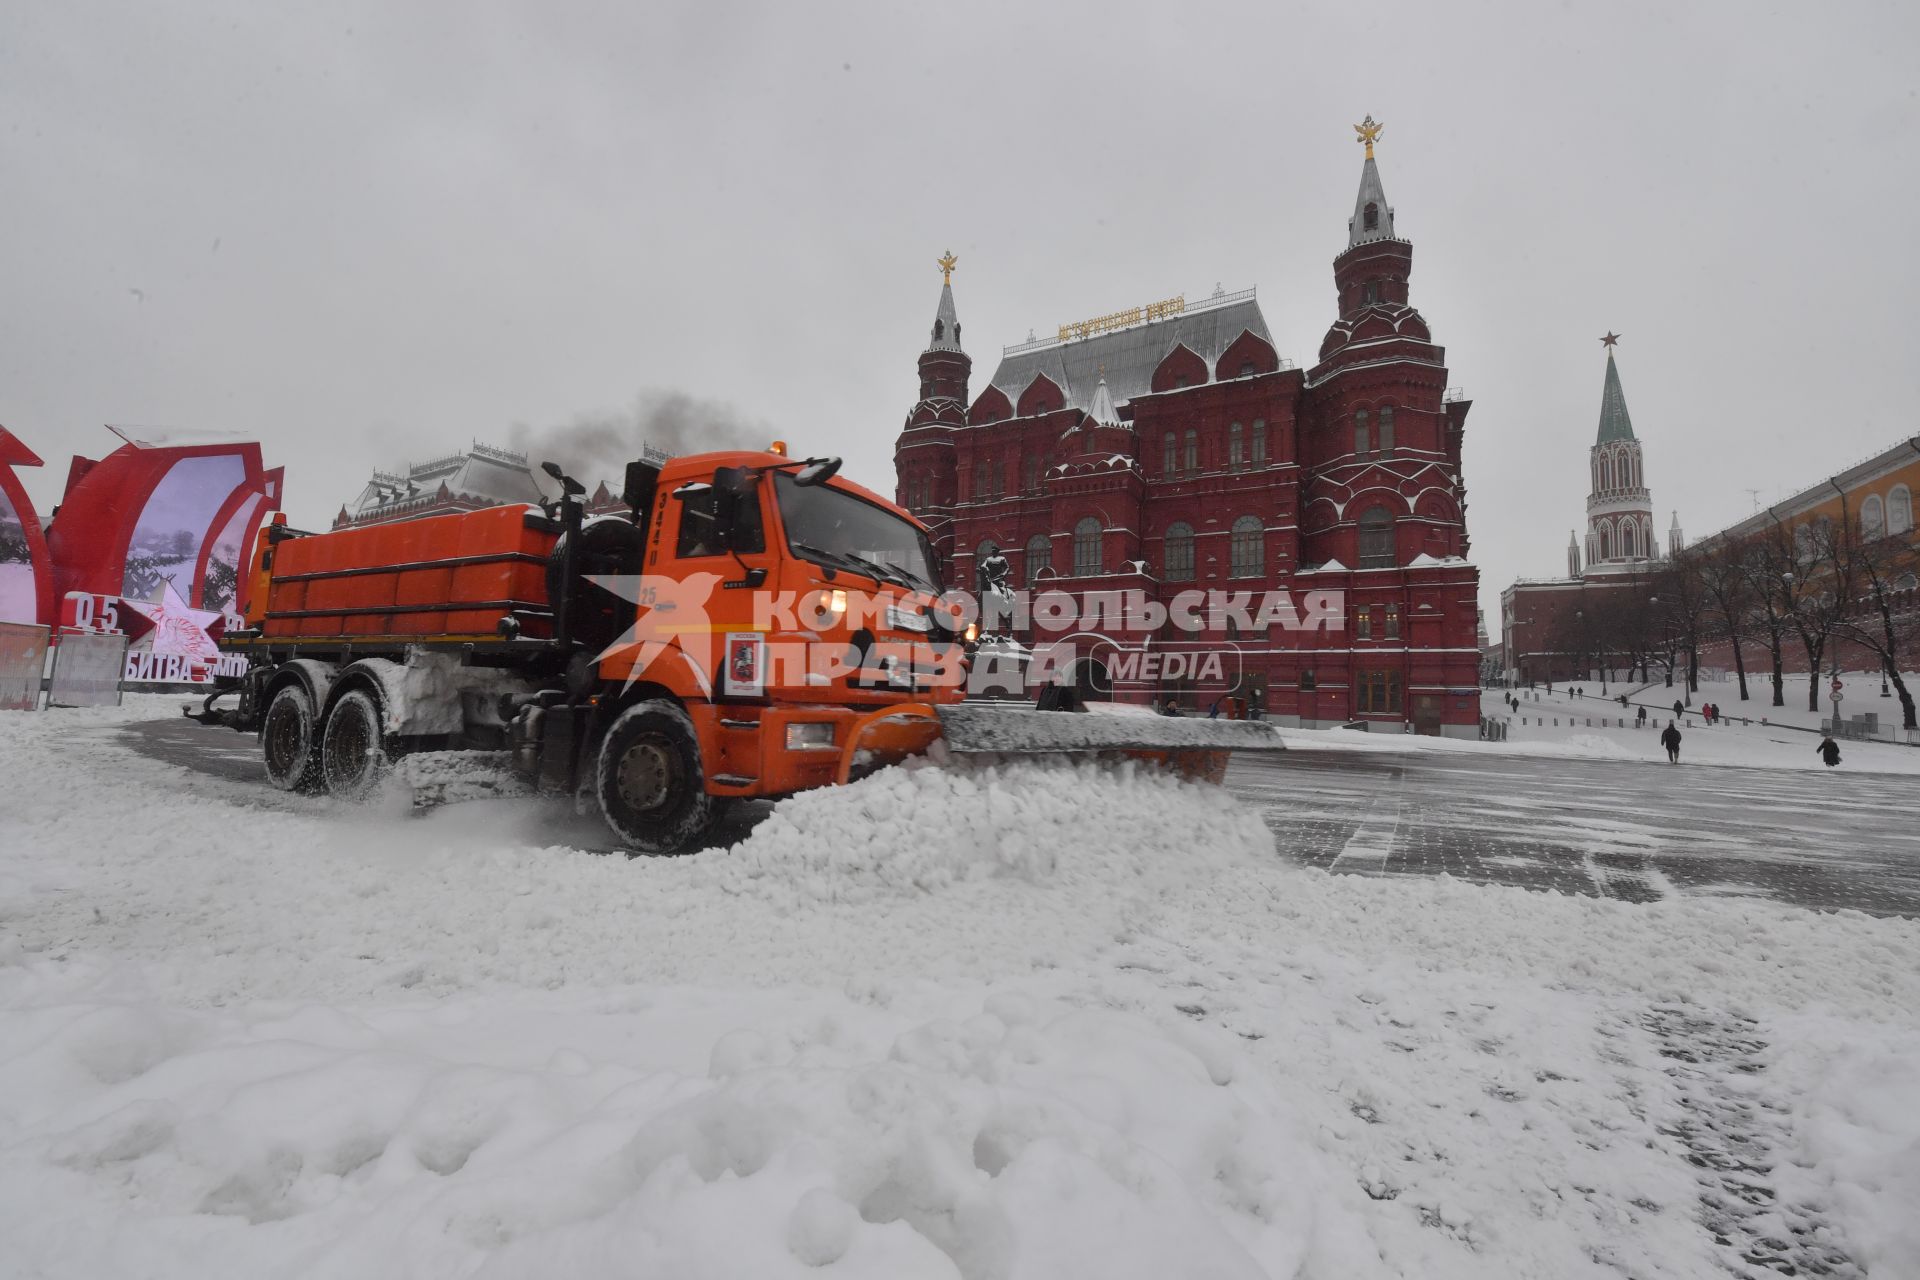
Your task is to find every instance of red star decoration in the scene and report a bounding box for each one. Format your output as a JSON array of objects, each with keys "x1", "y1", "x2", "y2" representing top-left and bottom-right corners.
[
  {"x1": 118, "y1": 580, "x2": 225, "y2": 672},
  {"x1": 1600, "y1": 332, "x2": 1621, "y2": 348}
]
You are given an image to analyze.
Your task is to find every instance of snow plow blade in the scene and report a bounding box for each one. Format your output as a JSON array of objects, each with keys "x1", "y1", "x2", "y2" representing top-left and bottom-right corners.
[{"x1": 935, "y1": 703, "x2": 1282, "y2": 784}]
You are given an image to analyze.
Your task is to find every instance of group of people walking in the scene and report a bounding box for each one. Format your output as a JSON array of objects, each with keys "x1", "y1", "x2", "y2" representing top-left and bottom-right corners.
[{"x1": 1500, "y1": 684, "x2": 1849, "y2": 770}]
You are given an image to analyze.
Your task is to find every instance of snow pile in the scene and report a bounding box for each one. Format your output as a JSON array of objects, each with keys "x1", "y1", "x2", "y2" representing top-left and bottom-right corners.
[
  {"x1": 1, "y1": 965, "x2": 1379, "y2": 1280},
  {"x1": 699, "y1": 755, "x2": 1271, "y2": 906}
]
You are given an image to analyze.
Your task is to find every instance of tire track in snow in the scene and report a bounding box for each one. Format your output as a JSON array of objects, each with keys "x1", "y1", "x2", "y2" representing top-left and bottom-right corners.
[{"x1": 1329, "y1": 767, "x2": 1404, "y2": 871}]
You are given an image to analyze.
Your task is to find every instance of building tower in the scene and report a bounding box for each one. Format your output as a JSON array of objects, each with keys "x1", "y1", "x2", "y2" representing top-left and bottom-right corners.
[
  {"x1": 1567, "y1": 530, "x2": 1582, "y2": 578},
  {"x1": 1307, "y1": 113, "x2": 1471, "y2": 570},
  {"x1": 1582, "y1": 334, "x2": 1655, "y2": 574},
  {"x1": 895, "y1": 251, "x2": 970, "y2": 565},
  {"x1": 1668, "y1": 509, "x2": 1685, "y2": 555}
]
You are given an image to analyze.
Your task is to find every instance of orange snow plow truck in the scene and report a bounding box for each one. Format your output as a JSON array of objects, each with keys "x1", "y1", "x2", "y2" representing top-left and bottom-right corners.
[{"x1": 191, "y1": 447, "x2": 1281, "y2": 852}]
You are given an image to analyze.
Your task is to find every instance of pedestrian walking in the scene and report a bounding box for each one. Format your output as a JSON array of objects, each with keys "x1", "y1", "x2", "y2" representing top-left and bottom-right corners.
[
  {"x1": 1636, "y1": 705, "x2": 1647, "y2": 726},
  {"x1": 1661, "y1": 720, "x2": 1682, "y2": 763},
  {"x1": 1817, "y1": 736, "x2": 1842, "y2": 768},
  {"x1": 1672, "y1": 699, "x2": 1684, "y2": 720}
]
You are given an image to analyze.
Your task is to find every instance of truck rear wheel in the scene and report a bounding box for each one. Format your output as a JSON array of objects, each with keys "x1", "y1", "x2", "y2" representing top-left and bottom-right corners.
[
  {"x1": 322, "y1": 688, "x2": 389, "y2": 801},
  {"x1": 262, "y1": 684, "x2": 322, "y2": 792},
  {"x1": 595, "y1": 700, "x2": 716, "y2": 855}
]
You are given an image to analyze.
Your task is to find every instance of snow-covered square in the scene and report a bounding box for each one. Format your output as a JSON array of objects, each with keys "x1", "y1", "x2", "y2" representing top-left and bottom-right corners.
[{"x1": 3, "y1": 699, "x2": 1916, "y2": 1279}]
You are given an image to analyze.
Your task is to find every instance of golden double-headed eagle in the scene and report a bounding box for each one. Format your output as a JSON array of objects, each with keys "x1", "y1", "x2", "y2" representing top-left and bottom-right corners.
[{"x1": 1354, "y1": 115, "x2": 1383, "y2": 159}]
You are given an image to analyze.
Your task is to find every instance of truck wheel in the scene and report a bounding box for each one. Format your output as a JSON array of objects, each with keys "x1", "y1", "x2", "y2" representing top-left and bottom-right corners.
[
  {"x1": 322, "y1": 688, "x2": 389, "y2": 801},
  {"x1": 262, "y1": 684, "x2": 323, "y2": 792},
  {"x1": 595, "y1": 700, "x2": 716, "y2": 855}
]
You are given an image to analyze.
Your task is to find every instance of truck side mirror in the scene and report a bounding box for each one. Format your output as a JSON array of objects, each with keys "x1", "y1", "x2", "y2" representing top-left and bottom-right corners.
[
  {"x1": 541, "y1": 460, "x2": 586, "y2": 496},
  {"x1": 792, "y1": 457, "x2": 842, "y2": 487}
]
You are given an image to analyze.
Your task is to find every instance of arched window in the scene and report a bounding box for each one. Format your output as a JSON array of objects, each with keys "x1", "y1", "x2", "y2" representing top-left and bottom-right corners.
[
  {"x1": 1164, "y1": 522, "x2": 1195, "y2": 581},
  {"x1": 1621, "y1": 522, "x2": 1637, "y2": 558},
  {"x1": 1599, "y1": 520, "x2": 1613, "y2": 560},
  {"x1": 1363, "y1": 202, "x2": 1379, "y2": 231},
  {"x1": 1164, "y1": 433, "x2": 1178, "y2": 476},
  {"x1": 1072, "y1": 517, "x2": 1103, "y2": 577},
  {"x1": 1889, "y1": 485, "x2": 1914, "y2": 535},
  {"x1": 932, "y1": 319, "x2": 944, "y2": 342},
  {"x1": 1354, "y1": 410, "x2": 1370, "y2": 456},
  {"x1": 1357, "y1": 507, "x2": 1395, "y2": 568},
  {"x1": 1025, "y1": 534, "x2": 1052, "y2": 584},
  {"x1": 1251, "y1": 419, "x2": 1267, "y2": 463},
  {"x1": 1183, "y1": 429, "x2": 1198, "y2": 473},
  {"x1": 1230, "y1": 516, "x2": 1264, "y2": 578},
  {"x1": 1229, "y1": 422, "x2": 1244, "y2": 469},
  {"x1": 1378, "y1": 406, "x2": 1395, "y2": 453},
  {"x1": 1600, "y1": 456, "x2": 1613, "y2": 492},
  {"x1": 1862, "y1": 493, "x2": 1886, "y2": 540}
]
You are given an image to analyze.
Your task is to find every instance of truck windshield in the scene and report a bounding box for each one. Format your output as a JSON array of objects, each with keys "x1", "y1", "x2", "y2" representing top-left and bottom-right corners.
[{"x1": 774, "y1": 472, "x2": 941, "y2": 592}]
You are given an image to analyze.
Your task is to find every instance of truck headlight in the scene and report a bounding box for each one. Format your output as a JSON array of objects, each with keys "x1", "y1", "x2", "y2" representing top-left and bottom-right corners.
[
  {"x1": 785, "y1": 722, "x2": 836, "y2": 750},
  {"x1": 803, "y1": 588, "x2": 849, "y2": 628}
]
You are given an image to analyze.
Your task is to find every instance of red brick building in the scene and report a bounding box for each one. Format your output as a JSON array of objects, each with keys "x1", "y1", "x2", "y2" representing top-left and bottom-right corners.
[{"x1": 894, "y1": 123, "x2": 1483, "y2": 734}]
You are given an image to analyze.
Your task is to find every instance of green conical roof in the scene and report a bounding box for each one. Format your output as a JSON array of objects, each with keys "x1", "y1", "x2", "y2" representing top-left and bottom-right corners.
[{"x1": 1596, "y1": 351, "x2": 1635, "y2": 444}]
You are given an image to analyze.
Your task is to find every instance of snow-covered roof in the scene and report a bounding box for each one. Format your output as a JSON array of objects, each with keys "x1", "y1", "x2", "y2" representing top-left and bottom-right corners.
[
  {"x1": 350, "y1": 443, "x2": 545, "y2": 518},
  {"x1": 926, "y1": 281, "x2": 962, "y2": 354},
  {"x1": 988, "y1": 290, "x2": 1273, "y2": 415},
  {"x1": 1348, "y1": 154, "x2": 1397, "y2": 248}
]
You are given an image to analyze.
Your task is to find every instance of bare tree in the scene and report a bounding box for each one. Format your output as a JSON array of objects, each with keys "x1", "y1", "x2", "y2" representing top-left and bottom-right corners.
[
  {"x1": 1650, "y1": 559, "x2": 1706, "y2": 692},
  {"x1": 1780, "y1": 517, "x2": 1850, "y2": 714},
  {"x1": 1742, "y1": 530, "x2": 1795, "y2": 708},
  {"x1": 1831, "y1": 510, "x2": 1920, "y2": 730},
  {"x1": 1695, "y1": 541, "x2": 1755, "y2": 701}
]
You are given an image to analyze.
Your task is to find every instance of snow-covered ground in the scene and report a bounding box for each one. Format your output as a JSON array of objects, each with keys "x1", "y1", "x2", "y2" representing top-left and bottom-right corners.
[
  {"x1": 3, "y1": 699, "x2": 1917, "y2": 1278},
  {"x1": 1453, "y1": 684, "x2": 1920, "y2": 775}
]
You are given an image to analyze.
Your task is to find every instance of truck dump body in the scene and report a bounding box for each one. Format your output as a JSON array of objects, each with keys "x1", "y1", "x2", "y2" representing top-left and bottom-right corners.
[{"x1": 257, "y1": 505, "x2": 556, "y2": 642}]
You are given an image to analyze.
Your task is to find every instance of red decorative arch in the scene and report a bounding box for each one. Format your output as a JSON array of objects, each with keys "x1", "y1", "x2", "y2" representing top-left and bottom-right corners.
[
  {"x1": 191, "y1": 466, "x2": 283, "y2": 611},
  {"x1": 45, "y1": 436, "x2": 265, "y2": 602},
  {"x1": 0, "y1": 428, "x2": 56, "y2": 626}
]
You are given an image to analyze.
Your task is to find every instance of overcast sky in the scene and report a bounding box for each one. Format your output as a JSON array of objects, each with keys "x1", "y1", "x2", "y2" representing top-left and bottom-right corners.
[{"x1": 4, "y1": 0, "x2": 1917, "y2": 633}]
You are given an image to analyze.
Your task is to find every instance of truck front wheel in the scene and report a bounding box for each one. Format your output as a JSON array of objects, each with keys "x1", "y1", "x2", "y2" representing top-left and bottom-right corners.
[
  {"x1": 595, "y1": 700, "x2": 716, "y2": 855},
  {"x1": 262, "y1": 684, "x2": 323, "y2": 792}
]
